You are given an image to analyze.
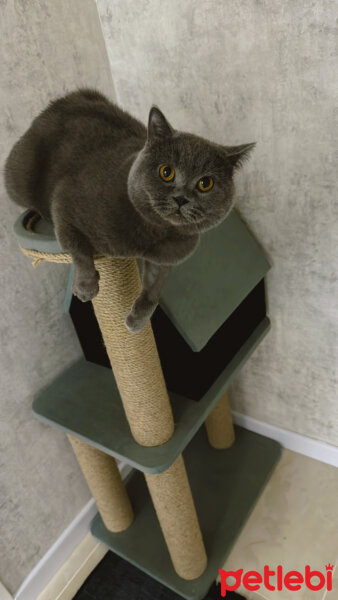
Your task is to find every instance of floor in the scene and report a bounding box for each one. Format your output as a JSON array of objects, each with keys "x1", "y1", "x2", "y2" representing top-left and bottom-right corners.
[
  {"x1": 220, "y1": 449, "x2": 338, "y2": 599},
  {"x1": 75, "y1": 449, "x2": 338, "y2": 600}
]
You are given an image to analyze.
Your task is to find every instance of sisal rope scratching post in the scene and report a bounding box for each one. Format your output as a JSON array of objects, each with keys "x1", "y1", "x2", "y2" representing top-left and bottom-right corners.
[
  {"x1": 20, "y1": 244, "x2": 207, "y2": 580},
  {"x1": 91, "y1": 255, "x2": 207, "y2": 579},
  {"x1": 205, "y1": 390, "x2": 235, "y2": 449},
  {"x1": 68, "y1": 436, "x2": 133, "y2": 531},
  {"x1": 19, "y1": 245, "x2": 133, "y2": 534},
  {"x1": 92, "y1": 256, "x2": 174, "y2": 446},
  {"x1": 145, "y1": 455, "x2": 207, "y2": 580}
]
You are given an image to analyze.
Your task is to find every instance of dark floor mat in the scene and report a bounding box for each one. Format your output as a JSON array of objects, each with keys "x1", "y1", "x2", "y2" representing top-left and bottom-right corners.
[{"x1": 73, "y1": 551, "x2": 246, "y2": 600}]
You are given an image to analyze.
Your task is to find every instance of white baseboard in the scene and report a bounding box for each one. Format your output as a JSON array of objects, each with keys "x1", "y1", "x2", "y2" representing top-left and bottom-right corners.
[
  {"x1": 36, "y1": 533, "x2": 107, "y2": 600},
  {"x1": 14, "y1": 462, "x2": 131, "y2": 600},
  {"x1": 232, "y1": 411, "x2": 338, "y2": 468},
  {"x1": 14, "y1": 499, "x2": 98, "y2": 600},
  {"x1": 13, "y1": 419, "x2": 337, "y2": 600}
]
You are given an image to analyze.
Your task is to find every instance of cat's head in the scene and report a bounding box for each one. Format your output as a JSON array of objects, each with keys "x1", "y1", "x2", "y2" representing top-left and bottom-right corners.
[{"x1": 128, "y1": 107, "x2": 255, "y2": 232}]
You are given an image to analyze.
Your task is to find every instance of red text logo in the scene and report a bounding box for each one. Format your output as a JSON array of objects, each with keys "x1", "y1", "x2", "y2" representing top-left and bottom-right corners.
[{"x1": 218, "y1": 564, "x2": 334, "y2": 596}]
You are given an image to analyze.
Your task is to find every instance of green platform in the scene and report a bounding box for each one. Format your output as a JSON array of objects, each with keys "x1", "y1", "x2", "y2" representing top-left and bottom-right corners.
[
  {"x1": 91, "y1": 426, "x2": 281, "y2": 600},
  {"x1": 33, "y1": 317, "x2": 270, "y2": 473}
]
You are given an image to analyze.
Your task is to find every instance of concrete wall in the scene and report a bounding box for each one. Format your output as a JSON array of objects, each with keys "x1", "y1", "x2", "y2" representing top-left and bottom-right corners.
[
  {"x1": 97, "y1": 0, "x2": 338, "y2": 445},
  {"x1": 0, "y1": 0, "x2": 115, "y2": 593},
  {"x1": 1, "y1": 0, "x2": 337, "y2": 593}
]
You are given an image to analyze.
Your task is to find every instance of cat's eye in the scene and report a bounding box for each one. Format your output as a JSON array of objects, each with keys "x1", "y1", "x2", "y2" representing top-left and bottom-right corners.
[
  {"x1": 197, "y1": 176, "x2": 214, "y2": 192},
  {"x1": 159, "y1": 164, "x2": 175, "y2": 182}
]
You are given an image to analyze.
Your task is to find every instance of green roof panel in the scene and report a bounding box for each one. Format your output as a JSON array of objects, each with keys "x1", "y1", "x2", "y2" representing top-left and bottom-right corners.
[{"x1": 159, "y1": 210, "x2": 271, "y2": 351}]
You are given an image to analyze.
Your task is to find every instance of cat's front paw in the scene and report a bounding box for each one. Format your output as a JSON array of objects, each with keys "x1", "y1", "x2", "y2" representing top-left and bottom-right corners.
[
  {"x1": 125, "y1": 312, "x2": 149, "y2": 334},
  {"x1": 72, "y1": 276, "x2": 99, "y2": 302}
]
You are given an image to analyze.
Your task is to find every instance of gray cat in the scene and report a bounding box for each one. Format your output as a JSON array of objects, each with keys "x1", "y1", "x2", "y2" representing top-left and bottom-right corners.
[{"x1": 5, "y1": 89, "x2": 254, "y2": 332}]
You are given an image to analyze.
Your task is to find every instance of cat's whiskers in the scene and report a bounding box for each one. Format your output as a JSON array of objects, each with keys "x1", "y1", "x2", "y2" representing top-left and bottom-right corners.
[{"x1": 184, "y1": 206, "x2": 204, "y2": 223}]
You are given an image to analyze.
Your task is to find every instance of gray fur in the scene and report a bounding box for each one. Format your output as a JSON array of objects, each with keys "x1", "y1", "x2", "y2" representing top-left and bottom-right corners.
[{"x1": 4, "y1": 89, "x2": 254, "y2": 332}]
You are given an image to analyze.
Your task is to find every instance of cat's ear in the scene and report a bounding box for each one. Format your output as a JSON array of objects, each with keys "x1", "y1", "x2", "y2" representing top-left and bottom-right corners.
[
  {"x1": 225, "y1": 143, "x2": 256, "y2": 170},
  {"x1": 148, "y1": 106, "x2": 173, "y2": 142}
]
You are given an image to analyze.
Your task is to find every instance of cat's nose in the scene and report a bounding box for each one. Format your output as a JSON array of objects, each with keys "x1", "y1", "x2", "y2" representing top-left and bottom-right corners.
[{"x1": 174, "y1": 196, "x2": 189, "y2": 207}]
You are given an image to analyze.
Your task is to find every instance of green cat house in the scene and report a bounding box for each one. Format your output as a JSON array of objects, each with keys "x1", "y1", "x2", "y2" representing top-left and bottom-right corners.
[{"x1": 14, "y1": 208, "x2": 281, "y2": 600}]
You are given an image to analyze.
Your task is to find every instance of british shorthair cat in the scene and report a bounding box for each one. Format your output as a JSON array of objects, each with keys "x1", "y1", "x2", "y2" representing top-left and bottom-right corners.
[{"x1": 5, "y1": 89, "x2": 254, "y2": 332}]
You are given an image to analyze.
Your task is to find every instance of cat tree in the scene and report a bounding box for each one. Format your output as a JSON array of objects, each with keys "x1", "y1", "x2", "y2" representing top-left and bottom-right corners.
[{"x1": 14, "y1": 209, "x2": 281, "y2": 599}]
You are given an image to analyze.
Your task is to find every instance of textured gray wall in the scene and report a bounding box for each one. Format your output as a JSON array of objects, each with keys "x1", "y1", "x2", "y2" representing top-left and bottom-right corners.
[
  {"x1": 97, "y1": 0, "x2": 338, "y2": 445},
  {"x1": 0, "y1": 0, "x2": 115, "y2": 593}
]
